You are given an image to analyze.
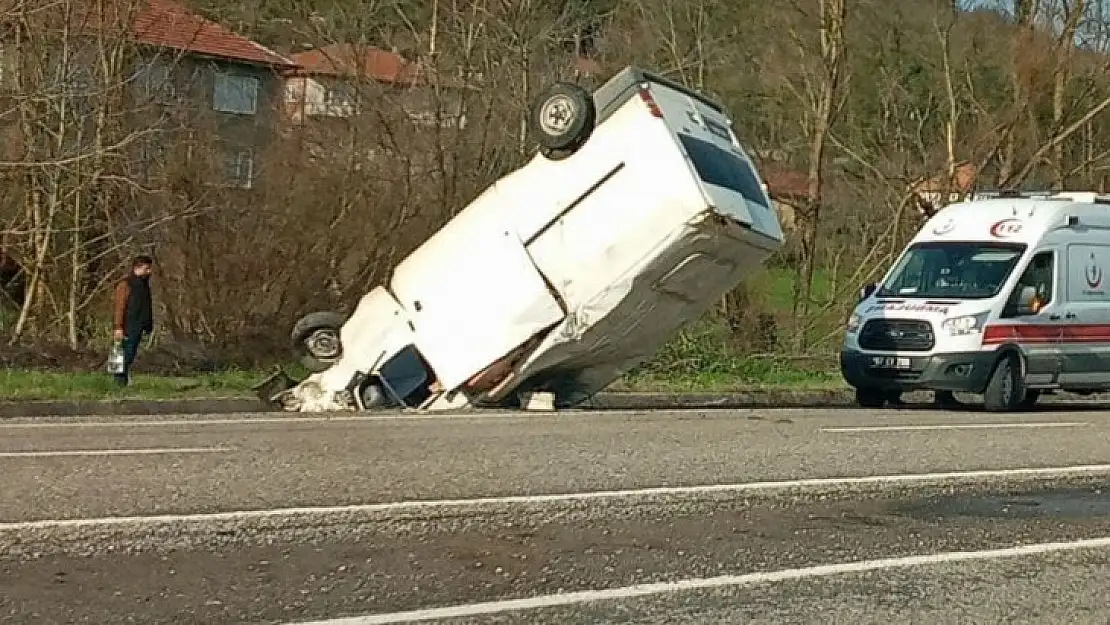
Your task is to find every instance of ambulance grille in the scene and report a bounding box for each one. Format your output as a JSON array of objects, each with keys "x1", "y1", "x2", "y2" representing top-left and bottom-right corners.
[{"x1": 858, "y1": 319, "x2": 935, "y2": 352}]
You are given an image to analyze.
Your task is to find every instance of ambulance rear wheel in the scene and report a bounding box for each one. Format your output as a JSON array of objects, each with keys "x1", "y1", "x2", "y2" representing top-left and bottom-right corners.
[
  {"x1": 983, "y1": 353, "x2": 1024, "y2": 412},
  {"x1": 530, "y1": 82, "x2": 596, "y2": 158}
]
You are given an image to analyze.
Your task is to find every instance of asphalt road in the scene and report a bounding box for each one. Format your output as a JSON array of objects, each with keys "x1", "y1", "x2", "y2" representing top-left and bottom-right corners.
[{"x1": 3, "y1": 405, "x2": 1110, "y2": 624}]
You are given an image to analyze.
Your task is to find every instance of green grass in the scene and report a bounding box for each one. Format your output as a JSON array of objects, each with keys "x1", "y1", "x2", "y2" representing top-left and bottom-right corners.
[
  {"x1": 617, "y1": 357, "x2": 843, "y2": 393},
  {"x1": 761, "y1": 267, "x2": 834, "y2": 313},
  {"x1": 0, "y1": 369, "x2": 263, "y2": 401},
  {"x1": 613, "y1": 373, "x2": 844, "y2": 393},
  {"x1": 1, "y1": 357, "x2": 845, "y2": 402}
]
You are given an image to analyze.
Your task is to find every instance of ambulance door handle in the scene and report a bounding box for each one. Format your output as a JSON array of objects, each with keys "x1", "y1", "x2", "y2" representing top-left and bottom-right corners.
[
  {"x1": 1065, "y1": 312, "x2": 1078, "y2": 320},
  {"x1": 1049, "y1": 313, "x2": 1061, "y2": 320}
]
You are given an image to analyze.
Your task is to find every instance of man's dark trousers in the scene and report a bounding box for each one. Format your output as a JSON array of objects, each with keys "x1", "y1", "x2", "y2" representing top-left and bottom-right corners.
[
  {"x1": 113, "y1": 331, "x2": 146, "y2": 386},
  {"x1": 112, "y1": 271, "x2": 153, "y2": 386}
]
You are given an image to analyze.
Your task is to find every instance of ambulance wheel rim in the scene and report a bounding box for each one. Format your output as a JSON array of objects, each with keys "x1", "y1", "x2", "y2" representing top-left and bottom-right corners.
[{"x1": 1000, "y1": 370, "x2": 1013, "y2": 404}]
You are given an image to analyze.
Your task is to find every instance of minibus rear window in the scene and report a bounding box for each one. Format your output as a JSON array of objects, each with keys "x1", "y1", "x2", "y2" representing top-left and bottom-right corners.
[{"x1": 678, "y1": 134, "x2": 769, "y2": 208}]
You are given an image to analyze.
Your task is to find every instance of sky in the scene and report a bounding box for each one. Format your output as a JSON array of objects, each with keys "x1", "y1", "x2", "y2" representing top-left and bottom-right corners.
[{"x1": 958, "y1": 0, "x2": 1110, "y2": 50}]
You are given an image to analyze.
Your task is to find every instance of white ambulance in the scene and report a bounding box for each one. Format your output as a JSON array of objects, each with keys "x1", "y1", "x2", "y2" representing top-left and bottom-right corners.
[
  {"x1": 258, "y1": 66, "x2": 784, "y2": 412},
  {"x1": 842, "y1": 190, "x2": 1110, "y2": 412}
]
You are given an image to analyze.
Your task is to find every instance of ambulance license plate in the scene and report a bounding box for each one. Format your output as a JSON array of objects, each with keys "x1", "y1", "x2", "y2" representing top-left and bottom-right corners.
[{"x1": 871, "y1": 356, "x2": 911, "y2": 370}]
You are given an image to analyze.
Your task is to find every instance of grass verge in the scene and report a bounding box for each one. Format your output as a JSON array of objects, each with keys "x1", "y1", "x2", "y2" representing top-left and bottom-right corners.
[
  {"x1": 1, "y1": 358, "x2": 844, "y2": 402},
  {"x1": 0, "y1": 369, "x2": 263, "y2": 401},
  {"x1": 615, "y1": 358, "x2": 843, "y2": 393},
  {"x1": 612, "y1": 372, "x2": 844, "y2": 393}
]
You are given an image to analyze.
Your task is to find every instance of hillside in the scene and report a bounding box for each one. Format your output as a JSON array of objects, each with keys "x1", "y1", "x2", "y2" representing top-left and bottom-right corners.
[
  {"x1": 3, "y1": 0, "x2": 1109, "y2": 370},
  {"x1": 195, "y1": 0, "x2": 1110, "y2": 348}
]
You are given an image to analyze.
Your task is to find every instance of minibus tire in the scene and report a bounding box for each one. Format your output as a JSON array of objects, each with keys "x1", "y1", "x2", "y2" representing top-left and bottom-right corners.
[
  {"x1": 530, "y1": 83, "x2": 596, "y2": 154},
  {"x1": 983, "y1": 353, "x2": 1024, "y2": 412},
  {"x1": 854, "y1": 387, "x2": 887, "y2": 408},
  {"x1": 291, "y1": 311, "x2": 347, "y2": 373}
]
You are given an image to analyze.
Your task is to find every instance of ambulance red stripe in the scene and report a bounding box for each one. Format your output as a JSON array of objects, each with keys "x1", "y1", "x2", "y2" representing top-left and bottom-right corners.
[{"x1": 983, "y1": 324, "x2": 1110, "y2": 345}]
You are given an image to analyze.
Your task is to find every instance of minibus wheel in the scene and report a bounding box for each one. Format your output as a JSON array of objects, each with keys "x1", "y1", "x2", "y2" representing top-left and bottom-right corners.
[
  {"x1": 983, "y1": 353, "x2": 1024, "y2": 412},
  {"x1": 530, "y1": 82, "x2": 596, "y2": 158},
  {"x1": 291, "y1": 311, "x2": 347, "y2": 373}
]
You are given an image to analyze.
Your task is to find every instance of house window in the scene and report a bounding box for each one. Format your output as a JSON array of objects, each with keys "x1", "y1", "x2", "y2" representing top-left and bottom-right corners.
[
  {"x1": 135, "y1": 57, "x2": 175, "y2": 102},
  {"x1": 133, "y1": 139, "x2": 167, "y2": 182},
  {"x1": 213, "y1": 71, "x2": 259, "y2": 115},
  {"x1": 224, "y1": 150, "x2": 255, "y2": 189},
  {"x1": 324, "y1": 82, "x2": 355, "y2": 106}
]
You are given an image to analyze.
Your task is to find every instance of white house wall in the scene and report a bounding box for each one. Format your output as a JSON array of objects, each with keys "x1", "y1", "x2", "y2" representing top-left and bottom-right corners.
[{"x1": 284, "y1": 75, "x2": 354, "y2": 122}]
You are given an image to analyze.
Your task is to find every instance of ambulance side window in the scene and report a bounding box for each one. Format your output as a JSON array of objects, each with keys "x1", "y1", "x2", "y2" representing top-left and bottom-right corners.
[{"x1": 1002, "y1": 251, "x2": 1055, "y2": 318}]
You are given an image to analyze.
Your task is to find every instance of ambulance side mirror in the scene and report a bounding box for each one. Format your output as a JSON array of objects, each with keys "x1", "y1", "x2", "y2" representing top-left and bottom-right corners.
[
  {"x1": 1014, "y1": 286, "x2": 1039, "y2": 316},
  {"x1": 858, "y1": 283, "x2": 878, "y2": 303}
]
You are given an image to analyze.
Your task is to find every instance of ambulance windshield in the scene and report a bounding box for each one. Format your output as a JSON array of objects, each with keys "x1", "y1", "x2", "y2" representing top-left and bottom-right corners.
[{"x1": 877, "y1": 241, "x2": 1027, "y2": 299}]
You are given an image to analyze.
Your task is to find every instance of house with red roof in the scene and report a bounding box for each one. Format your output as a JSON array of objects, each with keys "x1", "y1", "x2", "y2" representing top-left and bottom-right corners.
[
  {"x1": 0, "y1": 0, "x2": 296, "y2": 189},
  {"x1": 758, "y1": 163, "x2": 811, "y2": 236},
  {"x1": 908, "y1": 162, "x2": 979, "y2": 217},
  {"x1": 281, "y1": 43, "x2": 463, "y2": 130},
  {"x1": 129, "y1": 0, "x2": 297, "y2": 189},
  {"x1": 280, "y1": 43, "x2": 606, "y2": 135}
]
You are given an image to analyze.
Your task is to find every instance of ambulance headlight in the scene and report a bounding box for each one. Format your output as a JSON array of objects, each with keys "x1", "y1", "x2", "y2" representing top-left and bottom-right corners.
[
  {"x1": 941, "y1": 311, "x2": 990, "y2": 336},
  {"x1": 846, "y1": 313, "x2": 861, "y2": 334}
]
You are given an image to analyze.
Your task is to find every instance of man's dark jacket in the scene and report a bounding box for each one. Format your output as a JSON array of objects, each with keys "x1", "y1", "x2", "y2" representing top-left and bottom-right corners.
[{"x1": 113, "y1": 274, "x2": 153, "y2": 336}]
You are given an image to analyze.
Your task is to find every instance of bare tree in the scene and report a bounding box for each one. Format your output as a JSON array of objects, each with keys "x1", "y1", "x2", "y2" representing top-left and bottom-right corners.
[
  {"x1": 1048, "y1": 0, "x2": 1087, "y2": 186},
  {"x1": 784, "y1": 0, "x2": 849, "y2": 352},
  {"x1": 3, "y1": 0, "x2": 196, "y2": 346}
]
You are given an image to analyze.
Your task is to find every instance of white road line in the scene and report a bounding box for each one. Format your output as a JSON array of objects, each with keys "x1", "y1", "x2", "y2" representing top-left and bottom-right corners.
[
  {"x1": 823, "y1": 422, "x2": 1088, "y2": 433},
  {"x1": 0, "y1": 447, "x2": 232, "y2": 458},
  {"x1": 4, "y1": 463, "x2": 1109, "y2": 532},
  {"x1": 287, "y1": 536, "x2": 1110, "y2": 624}
]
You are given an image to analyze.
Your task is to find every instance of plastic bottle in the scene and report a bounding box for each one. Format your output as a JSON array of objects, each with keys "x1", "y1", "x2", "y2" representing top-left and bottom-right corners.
[{"x1": 107, "y1": 340, "x2": 126, "y2": 374}]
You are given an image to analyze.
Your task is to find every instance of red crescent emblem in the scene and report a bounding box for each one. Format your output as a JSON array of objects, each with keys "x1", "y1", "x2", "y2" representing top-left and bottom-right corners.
[
  {"x1": 1086, "y1": 253, "x2": 1103, "y2": 289},
  {"x1": 989, "y1": 219, "x2": 1023, "y2": 238}
]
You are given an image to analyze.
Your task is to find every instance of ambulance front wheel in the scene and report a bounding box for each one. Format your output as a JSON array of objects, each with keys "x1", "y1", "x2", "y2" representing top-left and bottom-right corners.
[{"x1": 983, "y1": 353, "x2": 1025, "y2": 412}]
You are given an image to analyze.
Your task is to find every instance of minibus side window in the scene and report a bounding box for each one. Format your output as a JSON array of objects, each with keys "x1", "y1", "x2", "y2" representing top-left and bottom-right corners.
[{"x1": 1002, "y1": 251, "x2": 1055, "y2": 318}]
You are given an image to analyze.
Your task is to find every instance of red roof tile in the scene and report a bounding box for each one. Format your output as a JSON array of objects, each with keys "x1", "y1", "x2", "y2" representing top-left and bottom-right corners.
[
  {"x1": 573, "y1": 56, "x2": 603, "y2": 76},
  {"x1": 913, "y1": 162, "x2": 978, "y2": 193},
  {"x1": 288, "y1": 44, "x2": 420, "y2": 84},
  {"x1": 761, "y1": 165, "x2": 811, "y2": 200},
  {"x1": 132, "y1": 0, "x2": 294, "y2": 67}
]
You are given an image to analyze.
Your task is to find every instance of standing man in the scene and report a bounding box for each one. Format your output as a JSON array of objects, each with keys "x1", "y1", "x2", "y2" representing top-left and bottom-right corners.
[{"x1": 112, "y1": 255, "x2": 154, "y2": 386}]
